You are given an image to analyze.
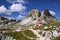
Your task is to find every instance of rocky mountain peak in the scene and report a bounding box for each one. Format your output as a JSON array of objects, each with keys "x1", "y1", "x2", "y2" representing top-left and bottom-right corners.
[
  {"x1": 27, "y1": 9, "x2": 41, "y2": 18},
  {"x1": 43, "y1": 9, "x2": 52, "y2": 16},
  {"x1": 0, "y1": 16, "x2": 8, "y2": 20}
]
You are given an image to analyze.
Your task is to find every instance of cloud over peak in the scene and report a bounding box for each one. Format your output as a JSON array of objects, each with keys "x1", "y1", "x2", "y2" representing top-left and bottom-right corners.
[{"x1": 49, "y1": 10, "x2": 56, "y2": 16}]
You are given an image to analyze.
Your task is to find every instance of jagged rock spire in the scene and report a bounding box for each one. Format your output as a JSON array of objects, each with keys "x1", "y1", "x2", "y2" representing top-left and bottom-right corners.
[{"x1": 44, "y1": 9, "x2": 52, "y2": 16}]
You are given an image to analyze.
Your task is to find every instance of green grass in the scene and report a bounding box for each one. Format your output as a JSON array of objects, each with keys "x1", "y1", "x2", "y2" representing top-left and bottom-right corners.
[
  {"x1": 53, "y1": 36, "x2": 60, "y2": 40},
  {"x1": 4, "y1": 30, "x2": 36, "y2": 40},
  {"x1": 4, "y1": 32, "x2": 35, "y2": 40},
  {"x1": 39, "y1": 31, "x2": 42, "y2": 35},
  {"x1": 23, "y1": 30, "x2": 36, "y2": 38},
  {"x1": 33, "y1": 26, "x2": 44, "y2": 30}
]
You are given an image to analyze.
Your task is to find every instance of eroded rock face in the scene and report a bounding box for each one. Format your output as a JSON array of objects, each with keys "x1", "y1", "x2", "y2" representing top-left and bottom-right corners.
[{"x1": 27, "y1": 9, "x2": 41, "y2": 18}]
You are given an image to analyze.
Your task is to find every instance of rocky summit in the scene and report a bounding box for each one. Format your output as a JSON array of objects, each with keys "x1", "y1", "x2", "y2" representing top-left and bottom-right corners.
[
  {"x1": 21, "y1": 9, "x2": 57, "y2": 26},
  {"x1": 27, "y1": 9, "x2": 41, "y2": 18},
  {"x1": 40, "y1": 9, "x2": 57, "y2": 24}
]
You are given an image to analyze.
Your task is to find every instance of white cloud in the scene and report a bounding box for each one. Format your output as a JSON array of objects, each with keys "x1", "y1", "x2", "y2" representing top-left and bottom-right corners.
[
  {"x1": 0, "y1": 4, "x2": 26, "y2": 15},
  {"x1": 0, "y1": 5, "x2": 12, "y2": 15},
  {"x1": 0, "y1": 5, "x2": 7, "y2": 13},
  {"x1": 7, "y1": 0, "x2": 25, "y2": 4},
  {"x1": 10, "y1": 4, "x2": 26, "y2": 12},
  {"x1": 0, "y1": 0, "x2": 27, "y2": 20},
  {"x1": 49, "y1": 10, "x2": 56, "y2": 16},
  {"x1": 5, "y1": 15, "x2": 25, "y2": 20},
  {"x1": 5, "y1": 16, "x2": 15, "y2": 20},
  {"x1": 16, "y1": 15, "x2": 25, "y2": 20}
]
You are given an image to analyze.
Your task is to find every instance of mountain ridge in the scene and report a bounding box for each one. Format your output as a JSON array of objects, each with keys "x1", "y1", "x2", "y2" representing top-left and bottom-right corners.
[{"x1": 20, "y1": 9, "x2": 57, "y2": 26}]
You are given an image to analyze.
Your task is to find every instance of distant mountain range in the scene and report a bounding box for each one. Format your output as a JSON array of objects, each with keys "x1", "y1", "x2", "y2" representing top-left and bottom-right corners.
[{"x1": 0, "y1": 16, "x2": 16, "y2": 27}]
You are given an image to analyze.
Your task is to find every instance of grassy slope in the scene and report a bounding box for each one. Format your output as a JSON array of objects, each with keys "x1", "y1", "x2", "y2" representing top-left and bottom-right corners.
[
  {"x1": 53, "y1": 36, "x2": 60, "y2": 40},
  {"x1": 4, "y1": 30, "x2": 36, "y2": 40},
  {"x1": 23, "y1": 30, "x2": 36, "y2": 38},
  {"x1": 4, "y1": 32, "x2": 31, "y2": 40},
  {"x1": 3, "y1": 22, "x2": 60, "y2": 40}
]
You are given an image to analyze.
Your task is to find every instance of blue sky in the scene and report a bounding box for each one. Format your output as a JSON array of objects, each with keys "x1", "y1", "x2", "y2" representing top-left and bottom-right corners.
[{"x1": 0, "y1": 0, "x2": 60, "y2": 20}]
